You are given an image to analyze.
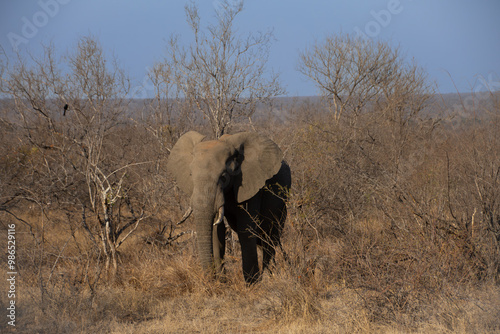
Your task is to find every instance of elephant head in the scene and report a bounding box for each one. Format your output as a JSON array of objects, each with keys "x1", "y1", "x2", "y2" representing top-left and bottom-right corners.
[{"x1": 167, "y1": 131, "x2": 285, "y2": 281}]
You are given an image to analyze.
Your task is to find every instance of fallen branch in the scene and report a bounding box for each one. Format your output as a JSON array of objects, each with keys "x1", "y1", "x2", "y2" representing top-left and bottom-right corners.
[{"x1": 177, "y1": 207, "x2": 193, "y2": 225}]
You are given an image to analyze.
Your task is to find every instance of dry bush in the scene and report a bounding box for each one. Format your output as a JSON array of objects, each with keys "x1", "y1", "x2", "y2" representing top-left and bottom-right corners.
[
  {"x1": 289, "y1": 39, "x2": 498, "y2": 317},
  {"x1": 267, "y1": 87, "x2": 500, "y2": 330}
]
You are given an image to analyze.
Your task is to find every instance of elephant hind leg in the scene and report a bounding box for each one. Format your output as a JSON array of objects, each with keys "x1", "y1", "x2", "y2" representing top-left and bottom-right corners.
[
  {"x1": 238, "y1": 229, "x2": 260, "y2": 284},
  {"x1": 261, "y1": 240, "x2": 276, "y2": 274},
  {"x1": 258, "y1": 201, "x2": 287, "y2": 275}
]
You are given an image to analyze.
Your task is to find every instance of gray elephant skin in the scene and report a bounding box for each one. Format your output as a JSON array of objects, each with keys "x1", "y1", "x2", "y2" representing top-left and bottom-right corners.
[{"x1": 168, "y1": 131, "x2": 291, "y2": 284}]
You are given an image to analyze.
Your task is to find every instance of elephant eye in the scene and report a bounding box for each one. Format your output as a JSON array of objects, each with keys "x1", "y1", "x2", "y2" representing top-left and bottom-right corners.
[{"x1": 219, "y1": 171, "x2": 230, "y2": 188}]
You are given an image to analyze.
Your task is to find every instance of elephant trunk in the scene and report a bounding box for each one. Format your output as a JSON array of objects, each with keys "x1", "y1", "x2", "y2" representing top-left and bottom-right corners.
[
  {"x1": 194, "y1": 208, "x2": 215, "y2": 273},
  {"x1": 191, "y1": 180, "x2": 225, "y2": 277}
]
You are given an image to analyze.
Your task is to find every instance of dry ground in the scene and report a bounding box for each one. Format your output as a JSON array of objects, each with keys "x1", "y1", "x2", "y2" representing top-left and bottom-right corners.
[{"x1": 1, "y1": 210, "x2": 499, "y2": 334}]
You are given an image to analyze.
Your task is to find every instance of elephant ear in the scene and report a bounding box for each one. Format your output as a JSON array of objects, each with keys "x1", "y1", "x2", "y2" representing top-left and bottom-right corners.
[
  {"x1": 167, "y1": 131, "x2": 206, "y2": 196},
  {"x1": 222, "y1": 132, "x2": 283, "y2": 203}
]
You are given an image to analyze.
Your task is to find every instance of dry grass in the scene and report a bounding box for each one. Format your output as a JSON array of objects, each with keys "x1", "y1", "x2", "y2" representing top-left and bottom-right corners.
[{"x1": 1, "y1": 207, "x2": 499, "y2": 334}]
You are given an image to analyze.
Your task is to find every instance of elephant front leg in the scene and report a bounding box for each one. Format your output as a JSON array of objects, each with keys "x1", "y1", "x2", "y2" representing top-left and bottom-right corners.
[{"x1": 212, "y1": 219, "x2": 226, "y2": 278}]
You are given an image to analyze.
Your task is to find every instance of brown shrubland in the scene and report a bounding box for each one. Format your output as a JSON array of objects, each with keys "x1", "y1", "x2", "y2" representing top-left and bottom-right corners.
[{"x1": 1, "y1": 86, "x2": 499, "y2": 332}]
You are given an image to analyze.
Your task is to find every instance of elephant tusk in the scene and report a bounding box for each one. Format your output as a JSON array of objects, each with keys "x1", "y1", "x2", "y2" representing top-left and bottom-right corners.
[
  {"x1": 214, "y1": 206, "x2": 224, "y2": 226},
  {"x1": 176, "y1": 207, "x2": 193, "y2": 225}
]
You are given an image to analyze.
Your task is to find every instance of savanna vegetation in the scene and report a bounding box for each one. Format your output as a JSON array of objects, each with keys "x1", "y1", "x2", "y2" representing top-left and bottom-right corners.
[{"x1": 1, "y1": 1, "x2": 499, "y2": 333}]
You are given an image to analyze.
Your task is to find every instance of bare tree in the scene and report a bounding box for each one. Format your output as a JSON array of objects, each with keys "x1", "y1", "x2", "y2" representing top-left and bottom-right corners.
[
  {"x1": 167, "y1": 0, "x2": 284, "y2": 138},
  {"x1": 1, "y1": 37, "x2": 149, "y2": 280},
  {"x1": 140, "y1": 62, "x2": 193, "y2": 149},
  {"x1": 144, "y1": 63, "x2": 175, "y2": 138},
  {"x1": 298, "y1": 33, "x2": 431, "y2": 121}
]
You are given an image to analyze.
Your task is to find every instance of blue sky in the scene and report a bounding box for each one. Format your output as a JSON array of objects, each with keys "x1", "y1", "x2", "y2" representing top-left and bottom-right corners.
[{"x1": 1, "y1": 0, "x2": 499, "y2": 96}]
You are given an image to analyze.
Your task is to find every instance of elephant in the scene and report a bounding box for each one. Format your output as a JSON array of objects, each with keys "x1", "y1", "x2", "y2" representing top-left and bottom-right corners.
[{"x1": 167, "y1": 131, "x2": 291, "y2": 284}]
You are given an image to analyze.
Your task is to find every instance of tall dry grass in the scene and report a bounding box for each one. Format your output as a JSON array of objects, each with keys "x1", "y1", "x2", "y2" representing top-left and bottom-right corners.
[{"x1": 2, "y1": 187, "x2": 499, "y2": 333}]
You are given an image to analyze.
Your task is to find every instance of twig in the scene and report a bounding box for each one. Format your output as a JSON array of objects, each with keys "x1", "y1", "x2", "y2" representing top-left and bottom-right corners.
[
  {"x1": 117, "y1": 214, "x2": 145, "y2": 249},
  {"x1": 47, "y1": 236, "x2": 71, "y2": 283}
]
